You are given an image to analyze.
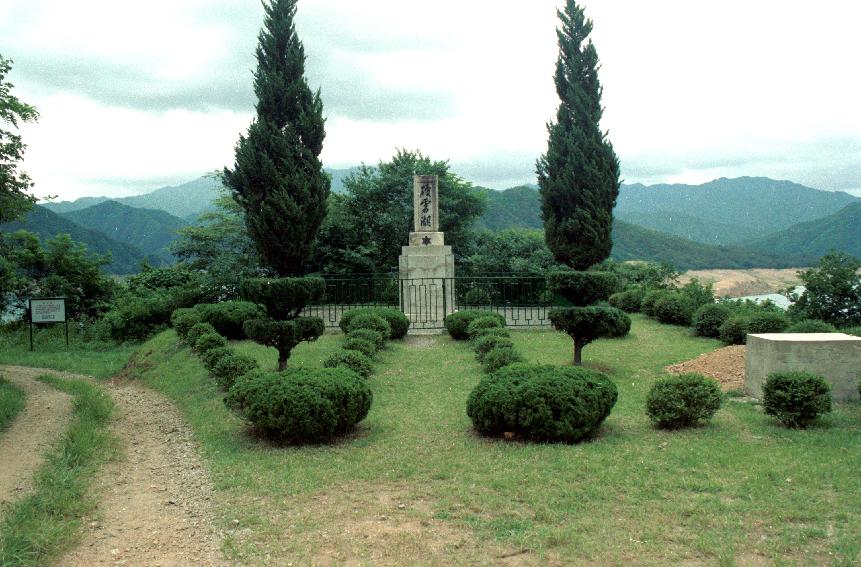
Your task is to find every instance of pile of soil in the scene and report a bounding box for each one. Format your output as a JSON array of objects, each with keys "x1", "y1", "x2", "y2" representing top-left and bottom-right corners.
[{"x1": 665, "y1": 345, "x2": 746, "y2": 391}]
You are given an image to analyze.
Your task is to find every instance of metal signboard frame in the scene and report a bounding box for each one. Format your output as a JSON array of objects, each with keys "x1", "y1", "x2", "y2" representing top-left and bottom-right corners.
[{"x1": 27, "y1": 297, "x2": 68, "y2": 351}]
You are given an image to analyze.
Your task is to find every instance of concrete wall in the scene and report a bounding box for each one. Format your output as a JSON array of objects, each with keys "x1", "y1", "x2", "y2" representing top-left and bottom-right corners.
[{"x1": 745, "y1": 333, "x2": 861, "y2": 403}]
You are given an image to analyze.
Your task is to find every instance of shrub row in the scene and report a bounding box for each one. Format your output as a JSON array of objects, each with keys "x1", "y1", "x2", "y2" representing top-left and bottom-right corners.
[
  {"x1": 170, "y1": 301, "x2": 264, "y2": 341},
  {"x1": 339, "y1": 308, "x2": 410, "y2": 339},
  {"x1": 175, "y1": 319, "x2": 260, "y2": 392},
  {"x1": 444, "y1": 310, "x2": 505, "y2": 341},
  {"x1": 325, "y1": 308, "x2": 409, "y2": 380},
  {"x1": 452, "y1": 313, "x2": 525, "y2": 374}
]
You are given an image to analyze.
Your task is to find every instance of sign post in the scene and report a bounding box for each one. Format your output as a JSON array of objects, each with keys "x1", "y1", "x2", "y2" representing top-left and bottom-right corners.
[{"x1": 28, "y1": 297, "x2": 68, "y2": 351}]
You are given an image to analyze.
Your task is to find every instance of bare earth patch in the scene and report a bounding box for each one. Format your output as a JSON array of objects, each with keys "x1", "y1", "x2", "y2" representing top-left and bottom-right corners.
[
  {"x1": 678, "y1": 269, "x2": 802, "y2": 298},
  {"x1": 58, "y1": 376, "x2": 224, "y2": 567},
  {"x1": 665, "y1": 346, "x2": 746, "y2": 391},
  {"x1": 0, "y1": 365, "x2": 74, "y2": 507}
]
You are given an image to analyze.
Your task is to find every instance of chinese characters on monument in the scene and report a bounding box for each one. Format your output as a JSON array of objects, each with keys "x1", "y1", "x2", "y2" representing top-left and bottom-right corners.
[{"x1": 413, "y1": 175, "x2": 438, "y2": 233}]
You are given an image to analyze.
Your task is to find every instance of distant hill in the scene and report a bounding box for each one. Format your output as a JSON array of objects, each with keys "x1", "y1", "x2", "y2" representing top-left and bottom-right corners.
[
  {"x1": 611, "y1": 220, "x2": 784, "y2": 269},
  {"x1": 476, "y1": 185, "x2": 542, "y2": 230},
  {"x1": 1, "y1": 205, "x2": 150, "y2": 274},
  {"x1": 744, "y1": 202, "x2": 861, "y2": 264},
  {"x1": 615, "y1": 177, "x2": 859, "y2": 245},
  {"x1": 61, "y1": 201, "x2": 188, "y2": 262}
]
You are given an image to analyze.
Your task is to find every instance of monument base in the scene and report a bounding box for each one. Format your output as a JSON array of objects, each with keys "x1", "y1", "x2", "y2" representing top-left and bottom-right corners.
[{"x1": 399, "y1": 237, "x2": 455, "y2": 332}]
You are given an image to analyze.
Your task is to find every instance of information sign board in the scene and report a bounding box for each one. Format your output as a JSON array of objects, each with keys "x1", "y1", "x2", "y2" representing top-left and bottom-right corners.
[{"x1": 30, "y1": 298, "x2": 66, "y2": 323}]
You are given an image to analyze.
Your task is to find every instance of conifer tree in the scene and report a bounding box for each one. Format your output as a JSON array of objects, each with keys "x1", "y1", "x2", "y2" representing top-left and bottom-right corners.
[
  {"x1": 536, "y1": 0, "x2": 620, "y2": 270},
  {"x1": 223, "y1": 0, "x2": 329, "y2": 276}
]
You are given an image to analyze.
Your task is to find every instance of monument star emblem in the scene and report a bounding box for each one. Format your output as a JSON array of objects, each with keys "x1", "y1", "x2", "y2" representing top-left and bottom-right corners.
[{"x1": 421, "y1": 236, "x2": 432, "y2": 246}]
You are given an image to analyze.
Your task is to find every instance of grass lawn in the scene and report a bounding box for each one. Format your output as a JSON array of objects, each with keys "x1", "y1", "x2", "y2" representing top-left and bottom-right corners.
[
  {"x1": 0, "y1": 325, "x2": 136, "y2": 379},
  {"x1": 131, "y1": 315, "x2": 860, "y2": 565},
  {"x1": 0, "y1": 376, "x2": 26, "y2": 433}
]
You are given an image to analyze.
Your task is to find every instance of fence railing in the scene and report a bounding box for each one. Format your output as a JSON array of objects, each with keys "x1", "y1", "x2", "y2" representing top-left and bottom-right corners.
[{"x1": 301, "y1": 275, "x2": 553, "y2": 330}]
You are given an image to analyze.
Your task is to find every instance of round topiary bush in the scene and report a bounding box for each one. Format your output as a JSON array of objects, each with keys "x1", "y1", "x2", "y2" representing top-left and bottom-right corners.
[
  {"x1": 194, "y1": 331, "x2": 228, "y2": 354},
  {"x1": 444, "y1": 310, "x2": 505, "y2": 340},
  {"x1": 641, "y1": 289, "x2": 671, "y2": 318},
  {"x1": 195, "y1": 301, "x2": 265, "y2": 340},
  {"x1": 470, "y1": 327, "x2": 511, "y2": 342},
  {"x1": 785, "y1": 319, "x2": 837, "y2": 333},
  {"x1": 719, "y1": 316, "x2": 750, "y2": 345},
  {"x1": 481, "y1": 346, "x2": 523, "y2": 373},
  {"x1": 347, "y1": 328, "x2": 386, "y2": 350},
  {"x1": 225, "y1": 367, "x2": 372, "y2": 443},
  {"x1": 212, "y1": 352, "x2": 259, "y2": 391},
  {"x1": 693, "y1": 304, "x2": 731, "y2": 338},
  {"x1": 171, "y1": 308, "x2": 202, "y2": 341},
  {"x1": 339, "y1": 308, "x2": 409, "y2": 339},
  {"x1": 342, "y1": 337, "x2": 377, "y2": 358},
  {"x1": 185, "y1": 322, "x2": 217, "y2": 348},
  {"x1": 473, "y1": 335, "x2": 514, "y2": 363},
  {"x1": 466, "y1": 315, "x2": 506, "y2": 340},
  {"x1": 747, "y1": 312, "x2": 790, "y2": 334},
  {"x1": 652, "y1": 293, "x2": 696, "y2": 326},
  {"x1": 547, "y1": 270, "x2": 619, "y2": 306},
  {"x1": 549, "y1": 306, "x2": 631, "y2": 365},
  {"x1": 467, "y1": 363, "x2": 618, "y2": 443},
  {"x1": 323, "y1": 349, "x2": 373, "y2": 379},
  {"x1": 344, "y1": 314, "x2": 392, "y2": 341},
  {"x1": 200, "y1": 346, "x2": 234, "y2": 372},
  {"x1": 646, "y1": 373, "x2": 722, "y2": 429},
  {"x1": 608, "y1": 288, "x2": 646, "y2": 313},
  {"x1": 762, "y1": 371, "x2": 832, "y2": 428}
]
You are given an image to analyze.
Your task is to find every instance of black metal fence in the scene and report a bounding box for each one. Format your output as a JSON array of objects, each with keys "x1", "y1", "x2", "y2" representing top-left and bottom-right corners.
[{"x1": 301, "y1": 275, "x2": 553, "y2": 330}]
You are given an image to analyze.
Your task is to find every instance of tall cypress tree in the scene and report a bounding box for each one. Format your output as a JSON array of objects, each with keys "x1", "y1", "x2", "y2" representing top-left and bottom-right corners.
[
  {"x1": 537, "y1": 0, "x2": 620, "y2": 271},
  {"x1": 224, "y1": 0, "x2": 329, "y2": 276}
]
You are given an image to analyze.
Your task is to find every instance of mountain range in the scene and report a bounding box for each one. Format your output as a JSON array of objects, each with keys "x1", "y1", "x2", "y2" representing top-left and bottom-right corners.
[{"x1": 7, "y1": 173, "x2": 859, "y2": 273}]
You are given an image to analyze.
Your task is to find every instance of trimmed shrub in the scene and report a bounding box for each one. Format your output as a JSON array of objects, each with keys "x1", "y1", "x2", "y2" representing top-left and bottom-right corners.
[
  {"x1": 186, "y1": 322, "x2": 217, "y2": 349},
  {"x1": 342, "y1": 337, "x2": 376, "y2": 358},
  {"x1": 243, "y1": 317, "x2": 325, "y2": 371},
  {"x1": 195, "y1": 301, "x2": 265, "y2": 340},
  {"x1": 549, "y1": 306, "x2": 631, "y2": 365},
  {"x1": 470, "y1": 327, "x2": 511, "y2": 342},
  {"x1": 171, "y1": 308, "x2": 202, "y2": 341},
  {"x1": 466, "y1": 315, "x2": 506, "y2": 340},
  {"x1": 467, "y1": 363, "x2": 618, "y2": 443},
  {"x1": 323, "y1": 350, "x2": 373, "y2": 379},
  {"x1": 212, "y1": 352, "x2": 259, "y2": 391},
  {"x1": 693, "y1": 304, "x2": 731, "y2": 338},
  {"x1": 339, "y1": 308, "x2": 410, "y2": 339},
  {"x1": 226, "y1": 368, "x2": 372, "y2": 443},
  {"x1": 344, "y1": 314, "x2": 392, "y2": 340},
  {"x1": 194, "y1": 331, "x2": 228, "y2": 354},
  {"x1": 785, "y1": 319, "x2": 837, "y2": 333},
  {"x1": 719, "y1": 316, "x2": 749, "y2": 345},
  {"x1": 646, "y1": 373, "x2": 722, "y2": 429},
  {"x1": 547, "y1": 271, "x2": 619, "y2": 306},
  {"x1": 608, "y1": 288, "x2": 645, "y2": 313},
  {"x1": 762, "y1": 371, "x2": 832, "y2": 428},
  {"x1": 642, "y1": 289, "x2": 671, "y2": 318},
  {"x1": 481, "y1": 346, "x2": 524, "y2": 373},
  {"x1": 473, "y1": 335, "x2": 514, "y2": 363},
  {"x1": 241, "y1": 277, "x2": 325, "y2": 320},
  {"x1": 653, "y1": 293, "x2": 696, "y2": 326},
  {"x1": 347, "y1": 329, "x2": 385, "y2": 350},
  {"x1": 747, "y1": 312, "x2": 790, "y2": 334},
  {"x1": 200, "y1": 346, "x2": 233, "y2": 372},
  {"x1": 444, "y1": 310, "x2": 505, "y2": 341}
]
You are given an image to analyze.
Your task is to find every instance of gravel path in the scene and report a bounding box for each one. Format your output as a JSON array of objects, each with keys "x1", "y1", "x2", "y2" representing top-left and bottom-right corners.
[
  {"x1": 58, "y1": 376, "x2": 224, "y2": 567},
  {"x1": 665, "y1": 345, "x2": 746, "y2": 391},
  {"x1": 0, "y1": 366, "x2": 75, "y2": 507}
]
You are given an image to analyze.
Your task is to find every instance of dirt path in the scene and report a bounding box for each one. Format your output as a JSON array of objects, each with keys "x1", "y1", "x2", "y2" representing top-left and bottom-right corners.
[
  {"x1": 58, "y1": 375, "x2": 225, "y2": 567},
  {"x1": 0, "y1": 366, "x2": 75, "y2": 506}
]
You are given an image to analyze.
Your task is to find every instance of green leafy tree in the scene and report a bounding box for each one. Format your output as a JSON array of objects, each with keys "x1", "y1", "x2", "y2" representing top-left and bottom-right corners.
[
  {"x1": 536, "y1": 1, "x2": 620, "y2": 270},
  {"x1": 223, "y1": 0, "x2": 328, "y2": 276},
  {"x1": 460, "y1": 229, "x2": 558, "y2": 276},
  {"x1": 170, "y1": 190, "x2": 261, "y2": 298},
  {"x1": 0, "y1": 55, "x2": 39, "y2": 224},
  {"x1": 313, "y1": 149, "x2": 485, "y2": 274},
  {"x1": 788, "y1": 252, "x2": 861, "y2": 327}
]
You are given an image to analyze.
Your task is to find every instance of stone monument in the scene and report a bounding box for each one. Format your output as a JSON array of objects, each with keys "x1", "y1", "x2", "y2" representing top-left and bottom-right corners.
[{"x1": 398, "y1": 175, "x2": 455, "y2": 331}]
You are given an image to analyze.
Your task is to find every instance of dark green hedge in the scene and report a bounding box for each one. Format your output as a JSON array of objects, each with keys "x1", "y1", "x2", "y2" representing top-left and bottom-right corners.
[
  {"x1": 444, "y1": 310, "x2": 505, "y2": 340},
  {"x1": 339, "y1": 308, "x2": 410, "y2": 339},
  {"x1": 762, "y1": 371, "x2": 832, "y2": 428},
  {"x1": 195, "y1": 301, "x2": 264, "y2": 340},
  {"x1": 547, "y1": 271, "x2": 619, "y2": 306},
  {"x1": 646, "y1": 373, "x2": 722, "y2": 429}
]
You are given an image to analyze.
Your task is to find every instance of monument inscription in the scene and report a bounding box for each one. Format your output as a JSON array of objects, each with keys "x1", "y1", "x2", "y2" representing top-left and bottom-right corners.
[{"x1": 413, "y1": 175, "x2": 439, "y2": 233}]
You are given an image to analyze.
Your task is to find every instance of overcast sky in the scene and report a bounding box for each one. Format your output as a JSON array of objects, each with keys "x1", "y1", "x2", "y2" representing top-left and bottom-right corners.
[{"x1": 2, "y1": 0, "x2": 860, "y2": 201}]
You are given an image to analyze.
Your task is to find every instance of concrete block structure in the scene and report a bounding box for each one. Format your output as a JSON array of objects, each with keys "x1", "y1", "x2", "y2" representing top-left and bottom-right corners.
[{"x1": 745, "y1": 333, "x2": 861, "y2": 403}]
